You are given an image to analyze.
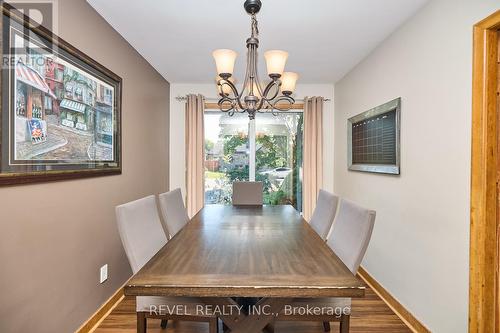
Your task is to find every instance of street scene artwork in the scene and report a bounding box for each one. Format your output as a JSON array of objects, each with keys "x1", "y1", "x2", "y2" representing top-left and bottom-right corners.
[
  {"x1": 0, "y1": 9, "x2": 122, "y2": 185},
  {"x1": 12, "y1": 36, "x2": 116, "y2": 163}
]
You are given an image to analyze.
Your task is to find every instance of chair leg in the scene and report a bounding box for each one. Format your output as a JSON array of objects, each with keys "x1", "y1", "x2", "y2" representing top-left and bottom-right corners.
[
  {"x1": 137, "y1": 312, "x2": 147, "y2": 333},
  {"x1": 209, "y1": 317, "x2": 219, "y2": 333},
  {"x1": 340, "y1": 314, "x2": 350, "y2": 333},
  {"x1": 160, "y1": 319, "x2": 168, "y2": 329},
  {"x1": 323, "y1": 321, "x2": 331, "y2": 332},
  {"x1": 264, "y1": 322, "x2": 275, "y2": 333},
  {"x1": 223, "y1": 322, "x2": 229, "y2": 333}
]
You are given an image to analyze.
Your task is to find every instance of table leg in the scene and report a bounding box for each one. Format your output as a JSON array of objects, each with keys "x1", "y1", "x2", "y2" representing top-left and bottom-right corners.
[
  {"x1": 137, "y1": 312, "x2": 147, "y2": 333},
  {"x1": 203, "y1": 297, "x2": 291, "y2": 333},
  {"x1": 209, "y1": 317, "x2": 219, "y2": 333},
  {"x1": 340, "y1": 314, "x2": 350, "y2": 333},
  {"x1": 263, "y1": 322, "x2": 275, "y2": 333}
]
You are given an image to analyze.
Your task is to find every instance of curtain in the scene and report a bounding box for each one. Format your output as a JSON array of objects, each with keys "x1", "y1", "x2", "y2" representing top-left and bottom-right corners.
[
  {"x1": 185, "y1": 94, "x2": 205, "y2": 218},
  {"x1": 303, "y1": 96, "x2": 324, "y2": 221}
]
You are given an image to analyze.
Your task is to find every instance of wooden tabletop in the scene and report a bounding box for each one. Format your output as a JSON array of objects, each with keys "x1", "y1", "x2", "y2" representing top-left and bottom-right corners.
[{"x1": 124, "y1": 205, "x2": 365, "y2": 298}]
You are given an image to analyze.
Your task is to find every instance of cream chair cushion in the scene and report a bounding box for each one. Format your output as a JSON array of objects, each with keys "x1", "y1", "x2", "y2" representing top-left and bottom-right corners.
[
  {"x1": 232, "y1": 181, "x2": 263, "y2": 205},
  {"x1": 283, "y1": 198, "x2": 375, "y2": 322},
  {"x1": 327, "y1": 198, "x2": 376, "y2": 274},
  {"x1": 115, "y1": 195, "x2": 167, "y2": 274},
  {"x1": 158, "y1": 188, "x2": 190, "y2": 238},
  {"x1": 309, "y1": 189, "x2": 339, "y2": 240},
  {"x1": 116, "y1": 196, "x2": 198, "y2": 313}
]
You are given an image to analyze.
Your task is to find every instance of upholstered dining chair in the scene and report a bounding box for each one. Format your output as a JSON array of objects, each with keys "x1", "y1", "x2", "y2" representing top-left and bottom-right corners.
[
  {"x1": 309, "y1": 189, "x2": 339, "y2": 240},
  {"x1": 277, "y1": 198, "x2": 376, "y2": 333},
  {"x1": 232, "y1": 181, "x2": 263, "y2": 205},
  {"x1": 115, "y1": 195, "x2": 218, "y2": 333},
  {"x1": 327, "y1": 199, "x2": 376, "y2": 273},
  {"x1": 158, "y1": 188, "x2": 190, "y2": 239}
]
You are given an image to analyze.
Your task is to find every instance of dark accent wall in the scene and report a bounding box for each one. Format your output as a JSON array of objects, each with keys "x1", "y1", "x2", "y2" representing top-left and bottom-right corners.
[{"x1": 0, "y1": 0, "x2": 169, "y2": 332}]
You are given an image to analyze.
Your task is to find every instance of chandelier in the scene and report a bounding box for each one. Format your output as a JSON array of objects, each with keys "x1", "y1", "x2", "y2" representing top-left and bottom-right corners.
[{"x1": 212, "y1": 0, "x2": 299, "y2": 120}]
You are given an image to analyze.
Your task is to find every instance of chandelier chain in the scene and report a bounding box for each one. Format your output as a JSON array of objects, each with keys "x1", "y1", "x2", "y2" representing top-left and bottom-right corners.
[{"x1": 251, "y1": 14, "x2": 259, "y2": 38}]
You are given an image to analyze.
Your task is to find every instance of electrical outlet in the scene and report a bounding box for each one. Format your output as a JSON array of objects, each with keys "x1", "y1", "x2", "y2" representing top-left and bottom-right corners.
[{"x1": 100, "y1": 264, "x2": 108, "y2": 284}]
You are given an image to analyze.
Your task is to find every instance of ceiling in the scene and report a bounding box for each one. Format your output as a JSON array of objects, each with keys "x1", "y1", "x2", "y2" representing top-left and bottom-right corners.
[{"x1": 87, "y1": 0, "x2": 429, "y2": 84}]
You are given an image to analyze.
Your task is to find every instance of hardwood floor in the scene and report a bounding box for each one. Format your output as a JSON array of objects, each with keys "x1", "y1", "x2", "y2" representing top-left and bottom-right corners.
[{"x1": 95, "y1": 283, "x2": 411, "y2": 333}]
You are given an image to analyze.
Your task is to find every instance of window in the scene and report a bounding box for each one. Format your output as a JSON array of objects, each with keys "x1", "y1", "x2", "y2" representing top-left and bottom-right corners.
[{"x1": 204, "y1": 110, "x2": 303, "y2": 211}]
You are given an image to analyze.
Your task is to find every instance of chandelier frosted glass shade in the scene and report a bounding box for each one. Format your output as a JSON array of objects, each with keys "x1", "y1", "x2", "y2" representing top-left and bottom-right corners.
[
  {"x1": 280, "y1": 72, "x2": 299, "y2": 94},
  {"x1": 264, "y1": 50, "x2": 288, "y2": 77},
  {"x1": 212, "y1": 49, "x2": 237, "y2": 76}
]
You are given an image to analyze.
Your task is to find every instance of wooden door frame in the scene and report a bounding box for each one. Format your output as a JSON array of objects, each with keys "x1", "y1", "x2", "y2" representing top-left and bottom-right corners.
[{"x1": 470, "y1": 10, "x2": 500, "y2": 333}]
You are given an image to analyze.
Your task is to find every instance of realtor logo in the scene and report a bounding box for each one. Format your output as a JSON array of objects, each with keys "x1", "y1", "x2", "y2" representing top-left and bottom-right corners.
[
  {"x1": 5, "y1": 0, "x2": 59, "y2": 35},
  {"x1": 3, "y1": 1, "x2": 59, "y2": 69}
]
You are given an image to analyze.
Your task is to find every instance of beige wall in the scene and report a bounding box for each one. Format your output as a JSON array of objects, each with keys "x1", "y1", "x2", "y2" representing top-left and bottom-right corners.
[
  {"x1": 333, "y1": 0, "x2": 498, "y2": 331},
  {"x1": 0, "y1": 1, "x2": 169, "y2": 332},
  {"x1": 169, "y1": 83, "x2": 335, "y2": 196}
]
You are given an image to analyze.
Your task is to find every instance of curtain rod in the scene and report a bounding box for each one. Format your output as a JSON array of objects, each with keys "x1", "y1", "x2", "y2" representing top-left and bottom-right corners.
[{"x1": 175, "y1": 96, "x2": 331, "y2": 102}]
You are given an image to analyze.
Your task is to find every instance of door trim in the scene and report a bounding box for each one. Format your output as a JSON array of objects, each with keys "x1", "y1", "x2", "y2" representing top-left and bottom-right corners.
[{"x1": 470, "y1": 10, "x2": 500, "y2": 333}]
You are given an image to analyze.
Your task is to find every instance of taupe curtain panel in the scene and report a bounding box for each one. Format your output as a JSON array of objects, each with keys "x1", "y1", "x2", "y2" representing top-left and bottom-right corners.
[
  {"x1": 303, "y1": 96, "x2": 324, "y2": 221},
  {"x1": 185, "y1": 94, "x2": 205, "y2": 218}
]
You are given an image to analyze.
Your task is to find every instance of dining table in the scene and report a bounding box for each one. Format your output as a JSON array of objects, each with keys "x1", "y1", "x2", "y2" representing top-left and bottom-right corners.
[{"x1": 124, "y1": 204, "x2": 365, "y2": 333}]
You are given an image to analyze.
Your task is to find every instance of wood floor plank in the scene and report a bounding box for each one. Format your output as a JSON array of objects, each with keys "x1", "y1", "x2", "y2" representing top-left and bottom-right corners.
[{"x1": 94, "y1": 284, "x2": 411, "y2": 333}]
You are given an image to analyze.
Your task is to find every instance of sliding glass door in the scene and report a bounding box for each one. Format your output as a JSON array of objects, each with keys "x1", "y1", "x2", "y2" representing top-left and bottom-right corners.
[{"x1": 204, "y1": 110, "x2": 303, "y2": 212}]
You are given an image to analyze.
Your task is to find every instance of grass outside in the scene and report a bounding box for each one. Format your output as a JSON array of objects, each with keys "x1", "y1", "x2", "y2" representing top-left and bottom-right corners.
[{"x1": 205, "y1": 171, "x2": 225, "y2": 179}]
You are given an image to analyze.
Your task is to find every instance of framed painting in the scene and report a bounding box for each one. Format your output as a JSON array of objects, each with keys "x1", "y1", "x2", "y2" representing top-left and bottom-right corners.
[{"x1": 0, "y1": 3, "x2": 122, "y2": 185}]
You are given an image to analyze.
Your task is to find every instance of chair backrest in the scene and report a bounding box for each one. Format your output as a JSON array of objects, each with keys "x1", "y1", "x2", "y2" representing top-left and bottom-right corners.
[
  {"x1": 232, "y1": 181, "x2": 263, "y2": 205},
  {"x1": 326, "y1": 198, "x2": 376, "y2": 274},
  {"x1": 115, "y1": 195, "x2": 167, "y2": 274},
  {"x1": 158, "y1": 188, "x2": 190, "y2": 238},
  {"x1": 309, "y1": 189, "x2": 339, "y2": 240}
]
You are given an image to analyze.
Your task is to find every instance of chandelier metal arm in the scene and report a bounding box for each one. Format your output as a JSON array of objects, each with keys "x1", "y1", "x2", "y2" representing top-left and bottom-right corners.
[
  {"x1": 255, "y1": 79, "x2": 280, "y2": 110},
  {"x1": 268, "y1": 95, "x2": 295, "y2": 110},
  {"x1": 261, "y1": 95, "x2": 296, "y2": 116},
  {"x1": 218, "y1": 79, "x2": 245, "y2": 110},
  {"x1": 239, "y1": 46, "x2": 252, "y2": 100},
  {"x1": 218, "y1": 97, "x2": 237, "y2": 116},
  {"x1": 252, "y1": 49, "x2": 266, "y2": 99},
  {"x1": 248, "y1": 45, "x2": 256, "y2": 96}
]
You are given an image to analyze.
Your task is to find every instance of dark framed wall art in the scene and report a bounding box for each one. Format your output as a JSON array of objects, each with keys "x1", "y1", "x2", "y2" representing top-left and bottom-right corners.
[
  {"x1": 0, "y1": 4, "x2": 122, "y2": 185},
  {"x1": 348, "y1": 97, "x2": 401, "y2": 175}
]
